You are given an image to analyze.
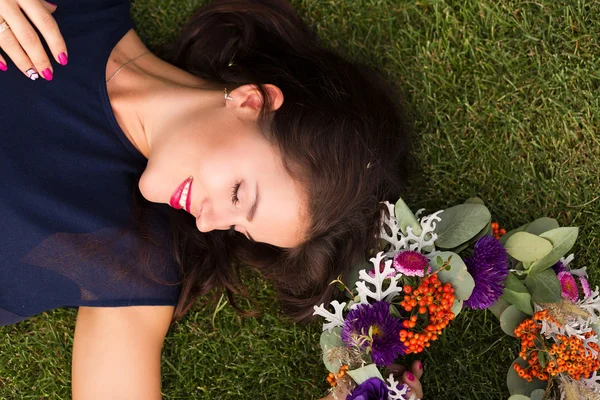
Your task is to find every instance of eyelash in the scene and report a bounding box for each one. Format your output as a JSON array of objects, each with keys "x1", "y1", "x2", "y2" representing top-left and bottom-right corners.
[{"x1": 231, "y1": 181, "x2": 241, "y2": 206}]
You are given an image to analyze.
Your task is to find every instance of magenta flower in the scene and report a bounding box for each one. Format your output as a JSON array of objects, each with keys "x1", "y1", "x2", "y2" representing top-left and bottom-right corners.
[
  {"x1": 393, "y1": 251, "x2": 431, "y2": 277},
  {"x1": 558, "y1": 271, "x2": 579, "y2": 302},
  {"x1": 579, "y1": 276, "x2": 592, "y2": 298}
]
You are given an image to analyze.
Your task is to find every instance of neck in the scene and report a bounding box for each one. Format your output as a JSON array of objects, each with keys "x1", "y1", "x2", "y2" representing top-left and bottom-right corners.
[{"x1": 106, "y1": 30, "x2": 220, "y2": 158}]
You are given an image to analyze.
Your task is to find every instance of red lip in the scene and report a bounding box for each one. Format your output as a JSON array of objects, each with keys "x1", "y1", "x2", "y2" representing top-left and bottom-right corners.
[{"x1": 170, "y1": 177, "x2": 193, "y2": 211}]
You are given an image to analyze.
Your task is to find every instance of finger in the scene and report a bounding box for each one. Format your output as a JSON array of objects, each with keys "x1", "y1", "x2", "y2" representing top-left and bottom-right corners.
[
  {"x1": 0, "y1": 28, "x2": 40, "y2": 80},
  {"x1": 403, "y1": 371, "x2": 424, "y2": 400},
  {"x1": 41, "y1": 1, "x2": 58, "y2": 13},
  {"x1": 411, "y1": 360, "x2": 424, "y2": 380},
  {"x1": 25, "y1": 0, "x2": 68, "y2": 66},
  {"x1": 1, "y1": 3, "x2": 54, "y2": 80},
  {"x1": 387, "y1": 363, "x2": 407, "y2": 377}
]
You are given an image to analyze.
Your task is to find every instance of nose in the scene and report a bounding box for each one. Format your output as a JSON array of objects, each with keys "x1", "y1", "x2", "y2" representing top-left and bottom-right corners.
[{"x1": 196, "y1": 202, "x2": 232, "y2": 233}]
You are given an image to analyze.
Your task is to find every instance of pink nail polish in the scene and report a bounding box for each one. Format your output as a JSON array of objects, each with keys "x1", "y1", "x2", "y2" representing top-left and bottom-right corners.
[
  {"x1": 0, "y1": 61, "x2": 7, "y2": 72},
  {"x1": 418, "y1": 361, "x2": 423, "y2": 370},
  {"x1": 58, "y1": 52, "x2": 68, "y2": 66},
  {"x1": 407, "y1": 372, "x2": 414, "y2": 381},
  {"x1": 42, "y1": 68, "x2": 53, "y2": 81}
]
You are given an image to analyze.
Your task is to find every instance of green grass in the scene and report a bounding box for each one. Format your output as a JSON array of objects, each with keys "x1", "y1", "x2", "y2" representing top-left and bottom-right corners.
[{"x1": 2, "y1": 0, "x2": 599, "y2": 398}]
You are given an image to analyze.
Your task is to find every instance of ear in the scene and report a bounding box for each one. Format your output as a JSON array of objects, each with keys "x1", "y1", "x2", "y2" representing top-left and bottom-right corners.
[{"x1": 226, "y1": 84, "x2": 284, "y2": 119}]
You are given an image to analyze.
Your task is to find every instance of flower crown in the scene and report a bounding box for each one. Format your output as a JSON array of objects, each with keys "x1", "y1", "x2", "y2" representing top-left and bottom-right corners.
[{"x1": 313, "y1": 197, "x2": 600, "y2": 400}]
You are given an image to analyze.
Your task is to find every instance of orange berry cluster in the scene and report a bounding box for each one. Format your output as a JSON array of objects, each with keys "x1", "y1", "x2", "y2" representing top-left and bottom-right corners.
[
  {"x1": 491, "y1": 222, "x2": 506, "y2": 240},
  {"x1": 514, "y1": 310, "x2": 600, "y2": 382},
  {"x1": 398, "y1": 274, "x2": 456, "y2": 354},
  {"x1": 326, "y1": 364, "x2": 349, "y2": 387}
]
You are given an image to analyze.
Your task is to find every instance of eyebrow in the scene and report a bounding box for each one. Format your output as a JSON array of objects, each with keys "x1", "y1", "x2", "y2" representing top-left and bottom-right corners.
[{"x1": 246, "y1": 183, "x2": 260, "y2": 223}]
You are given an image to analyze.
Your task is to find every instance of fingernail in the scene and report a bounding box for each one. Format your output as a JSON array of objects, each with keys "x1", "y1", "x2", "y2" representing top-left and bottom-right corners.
[
  {"x1": 418, "y1": 361, "x2": 423, "y2": 370},
  {"x1": 58, "y1": 52, "x2": 68, "y2": 66},
  {"x1": 26, "y1": 68, "x2": 40, "y2": 81},
  {"x1": 0, "y1": 61, "x2": 7, "y2": 72},
  {"x1": 407, "y1": 372, "x2": 414, "y2": 381},
  {"x1": 42, "y1": 68, "x2": 53, "y2": 81}
]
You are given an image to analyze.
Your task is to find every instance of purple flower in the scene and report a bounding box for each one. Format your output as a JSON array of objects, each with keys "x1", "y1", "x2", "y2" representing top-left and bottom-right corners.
[
  {"x1": 346, "y1": 377, "x2": 389, "y2": 400},
  {"x1": 552, "y1": 261, "x2": 567, "y2": 275},
  {"x1": 464, "y1": 236, "x2": 510, "y2": 309},
  {"x1": 393, "y1": 250, "x2": 431, "y2": 277},
  {"x1": 558, "y1": 272, "x2": 579, "y2": 302},
  {"x1": 579, "y1": 277, "x2": 592, "y2": 298},
  {"x1": 341, "y1": 302, "x2": 405, "y2": 367}
]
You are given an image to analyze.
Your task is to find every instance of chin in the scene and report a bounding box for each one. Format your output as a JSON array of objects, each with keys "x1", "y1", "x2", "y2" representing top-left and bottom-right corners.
[{"x1": 137, "y1": 172, "x2": 163, "y2": 204}]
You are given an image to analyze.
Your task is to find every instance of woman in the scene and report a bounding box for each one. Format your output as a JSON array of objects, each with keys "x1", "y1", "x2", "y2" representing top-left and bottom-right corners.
[{"x1": 0, "y1": 0, "x2": 423, "y2": 398}]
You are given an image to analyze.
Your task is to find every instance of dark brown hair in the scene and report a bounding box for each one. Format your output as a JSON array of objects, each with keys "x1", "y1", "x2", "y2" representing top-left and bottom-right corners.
[{"x1": 159, "y1": 0, "x2": 413, "y2": 323}]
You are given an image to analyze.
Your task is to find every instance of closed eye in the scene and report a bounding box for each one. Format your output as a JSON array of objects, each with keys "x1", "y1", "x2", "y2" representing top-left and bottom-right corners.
[{"x1": 231, "y1": 181, "x2": 241, "y2": 205}]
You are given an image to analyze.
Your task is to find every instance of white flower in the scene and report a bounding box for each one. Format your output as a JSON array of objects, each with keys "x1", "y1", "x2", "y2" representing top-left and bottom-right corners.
[
  {"x1": 386, "y1": 374, "x2": 410, "y2": 400},
  {"x1": 379, "y1": 201, "x2": 442, "y2": 257},
  {"x1": 313, "y1": 300, "x2": 347, "y2": 332},
  {"x1": 579, "y1": 287, "x2": 600, "y2": 319},
  {"x1": 353, "y1": 252, "x2": 403, "y2": 307}
]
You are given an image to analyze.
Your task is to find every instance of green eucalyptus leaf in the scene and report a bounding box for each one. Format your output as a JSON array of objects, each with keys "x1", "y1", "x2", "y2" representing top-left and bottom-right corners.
[
  {"x1": 450, "y1": 242, "x2": 470, "y2": 254},
  {"x1": 507, "y1": 358, "x2": 547, "y2": 395},
  {"x1": 347, "y1": 364, "x2": 384, "y2": 385},
  {"x1": 529, "y1": 228, "x2": 579, "y2": 274},
  {"x1": 320, "y1": 327, "x2": 345, "y2": 373},
  {"x1": 434, "y1": 204, "x2": 492, "y2": 249},
  {"x1": 525, "y1": 218, "x2": 560, "y2": 236},
  {"x1": 464, "y1": 197, "x2": 486, "y2": 205},
  {"x1": 500, "y1": 305, "x2": 528, "y2": 337},
  {"x1": 394, "y1": 198, "x2": 422, "y2": 236},
  {"x1": 524, "y1": 269, "x2": 562, "y2": 303},
  {"x1": 592, "y1": 321, "x2": 600, "y2": 337},
  {"x1": 500, "y1": 223, "x2": 531, "y2": 246},
  {"x1": 504, "y1": 232, "x2": 553, "y2": 262},
  {"x1": 502, "y1": 274, "x2": 534, "y2": 315},
  {"x1": 508, "y1": 395, "x2": 530, "y2": 400},
  {"x1": 529, "y1": 389, "x2": 546, "y2": 400},
  {"x1": 431, "y1": 252, "x2": 475, "y2": 300},
  {"x1": 471, "y1": 220, "x2": 493, "y2": 243},
  {"x1": 489, "y1": 297, "x2": 510, "y2": 319},
  {"x1": 347, "y1": 261, "x2": 371, "y2": 291},
  {"x1": 451, "y1": 298, "x2": 463, "y2": 317}
]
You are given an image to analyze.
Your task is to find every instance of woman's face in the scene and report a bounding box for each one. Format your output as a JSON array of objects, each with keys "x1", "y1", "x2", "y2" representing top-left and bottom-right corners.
[{"x1": 139, "y1": 85, "x2": 308, "y2": 248}]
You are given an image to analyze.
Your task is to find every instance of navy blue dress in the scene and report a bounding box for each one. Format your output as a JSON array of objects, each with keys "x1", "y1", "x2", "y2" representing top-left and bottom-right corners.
[{"x1": 0, "y1": 0, "x2": 181, "y2": 325}]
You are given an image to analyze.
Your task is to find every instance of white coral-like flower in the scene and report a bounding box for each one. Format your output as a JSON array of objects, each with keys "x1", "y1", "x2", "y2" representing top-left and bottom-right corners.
[
  {"x1": 353, "y1": 252, "x2": 403, "y2": 308},
  {"x1": 380, "y1": 202, "x2": 403, "y2": 252},
  {"x1": 386, "y1": 374, "x2": 410, "y2": 400},
  {"x1": 313, "y1": 300, "x2": 347, "y2": 332},
  {"x1": 579, "y1": 287, "x2": 600, "y2": 319},
  {"x1": 538, "y1": 310, "x2": 599, "y2": 356},
  {"x1": 561, "y1": 254, "x2": 575, "y2": 269},
  {"x1": 580, "y1": 370, "x2": 600, "y2": 393},
  {"x1": 379, "y1": 201, "x2": 442, "y2": 257}
]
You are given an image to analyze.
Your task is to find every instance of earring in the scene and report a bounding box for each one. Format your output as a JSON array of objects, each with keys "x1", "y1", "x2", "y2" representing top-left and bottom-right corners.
[{"x1": 224, "y1": 88, "x2": 234, "y2": 101}]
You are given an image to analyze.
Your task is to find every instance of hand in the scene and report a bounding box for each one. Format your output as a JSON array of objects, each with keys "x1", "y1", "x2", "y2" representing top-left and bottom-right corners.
[
  {"x1": 0, "y1": 0, "x2": 67, "y2": 80},
  {"x1": 319, "y1": 360, "x2": 425, "y2": 400},
  {"x1": 387, "y1": 360, "x2": 424, "y2": 399}
]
